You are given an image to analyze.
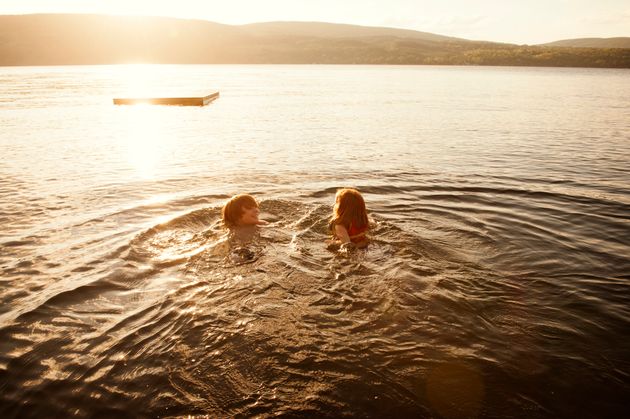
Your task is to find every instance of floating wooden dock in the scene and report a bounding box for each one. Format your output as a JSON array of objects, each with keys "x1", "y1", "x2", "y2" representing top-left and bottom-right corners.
[{"x1": 113, "y1": 91, "x2": 219, "y2": 106}]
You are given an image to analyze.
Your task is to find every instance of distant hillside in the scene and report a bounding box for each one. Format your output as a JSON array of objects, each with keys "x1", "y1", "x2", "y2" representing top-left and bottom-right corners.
[
  {"x1": 542, "y1": 37, "x2": 630, "y2": 48},
  {"x1": 240, "y1": 21, "x2": 464, "y2": 42},
  {"x1": 1, "y1": 14, "x2": 629, "y2": 68}
]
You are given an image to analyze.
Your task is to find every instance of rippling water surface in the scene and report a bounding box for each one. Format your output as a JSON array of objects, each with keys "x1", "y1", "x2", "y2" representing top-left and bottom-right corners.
[{"x1": 1, "y1": 65, "x2": 629, "y2": 418}]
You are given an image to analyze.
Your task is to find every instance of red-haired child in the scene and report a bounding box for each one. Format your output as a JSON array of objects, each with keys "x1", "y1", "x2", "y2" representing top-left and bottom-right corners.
[
  {"x1": 222, "y1": 194, "x2": 267, "y2": 228},
  {"x1": 328, "y1": 188, "x2": 369, "y2": 249}
]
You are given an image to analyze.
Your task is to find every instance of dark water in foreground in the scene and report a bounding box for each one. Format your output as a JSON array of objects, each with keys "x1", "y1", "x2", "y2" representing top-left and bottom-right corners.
[{"x1": 1, "y1": 65, "x2": 629, "y2": 417}]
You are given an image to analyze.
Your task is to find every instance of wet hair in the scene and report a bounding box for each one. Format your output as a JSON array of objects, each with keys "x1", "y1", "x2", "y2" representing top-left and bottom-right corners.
[
  {"x1": 330, "y1": 188, "x2": 369, "y2": 232},
  {"x1": 222, "y1": 194, "x2": 258, "y2": 228}
]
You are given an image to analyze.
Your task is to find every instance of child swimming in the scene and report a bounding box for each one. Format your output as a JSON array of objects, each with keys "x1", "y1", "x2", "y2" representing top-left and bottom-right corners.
[
  {"x1": 328, "y1": 188, "x2": 370, "y2": 249},
  {"x1": 221, "y1": 194, "x2": 267, "y2": 263},
  {"x1": 221, "y1": 194, "x2": 267, "y2": 228}
]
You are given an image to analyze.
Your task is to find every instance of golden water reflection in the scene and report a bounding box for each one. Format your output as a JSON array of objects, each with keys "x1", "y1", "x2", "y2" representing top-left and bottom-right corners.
[
  {"x1": 115, "y1": 64, "x2": 169, "y2": 97},
  {"x1": 122, "y1": 105, "x2": 166, "y2": 179},
  {"x1": 112, "y1": 64, "x2": 186, "y2": 179}
]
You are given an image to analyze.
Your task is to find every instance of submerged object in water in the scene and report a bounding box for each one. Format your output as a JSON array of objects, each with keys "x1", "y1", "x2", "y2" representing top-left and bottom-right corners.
[
  {"x1": 113, "y1": 92, "x2": 219, "y2": 106},
  {"x1": 230, "y1": 246, "x2": 257, "y2": 264}
]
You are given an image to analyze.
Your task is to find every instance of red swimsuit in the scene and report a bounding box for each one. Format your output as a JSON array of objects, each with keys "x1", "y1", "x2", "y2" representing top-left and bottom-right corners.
[{"x1": 347, "y1": 222, "x2": 368, "y2": 243}]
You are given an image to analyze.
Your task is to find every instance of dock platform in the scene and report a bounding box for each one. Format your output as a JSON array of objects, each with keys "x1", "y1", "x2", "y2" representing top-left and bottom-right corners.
[{"x1": 113, "y1": 92, "x2": 219, "y2": 106}]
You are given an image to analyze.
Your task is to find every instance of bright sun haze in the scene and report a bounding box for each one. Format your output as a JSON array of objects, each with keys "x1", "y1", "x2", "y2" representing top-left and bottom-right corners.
[{"x1": 1, "y1": 0, "x2": 629, "y2": 44}]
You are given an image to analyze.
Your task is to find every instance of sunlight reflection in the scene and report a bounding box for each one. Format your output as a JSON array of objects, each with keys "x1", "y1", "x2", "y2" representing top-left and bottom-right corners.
[
  {"x1": 113, "y1": 64, "x2": 177, "y2": 179},
  {"x1": 142, "y1": 193, "x2": 176, "y2": 206},
  {"x1": 122, "y1": 105, "x2": 166, "y2": 179},
  {"x1": 116, "y1": 64, "x2": 167, "y2": 96}
]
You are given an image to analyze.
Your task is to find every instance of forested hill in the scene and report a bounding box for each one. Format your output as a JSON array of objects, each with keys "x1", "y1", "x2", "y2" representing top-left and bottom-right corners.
[
  {"x1": 541, "y1": 37, "x2": 630, "y2": 49},
  {"x1": 1, "y1": 14, "x2": 629, "y2": 68}
]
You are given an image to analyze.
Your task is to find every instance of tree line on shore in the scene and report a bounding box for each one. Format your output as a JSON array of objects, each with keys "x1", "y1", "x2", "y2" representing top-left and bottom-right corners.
[
  {"x1": 243, "y1": 39, "x2": 630, "y2": 68},
  {"x1": 1, "y1": 14, "x2": 628, "y2": 68}
]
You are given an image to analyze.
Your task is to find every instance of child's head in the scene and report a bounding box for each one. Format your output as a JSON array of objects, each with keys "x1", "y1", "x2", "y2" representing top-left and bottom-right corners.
[
  {"x1": 332, "y1": 188, "x2": 368, "y2": 228},
  {"x1": 222, "y1": 194, "x2": 260, "y2": 228}
]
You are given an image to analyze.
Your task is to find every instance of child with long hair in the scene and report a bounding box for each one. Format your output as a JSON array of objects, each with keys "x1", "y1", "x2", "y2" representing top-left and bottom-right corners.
[{"x1": 328, "y1": 188, "x2": 370, "y2": 249}]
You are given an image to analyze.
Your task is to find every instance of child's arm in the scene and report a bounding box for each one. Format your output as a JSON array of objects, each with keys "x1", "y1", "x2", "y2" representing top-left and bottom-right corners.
[{"x1": 334, "y1": 224, "x2": 351, "y2": 244}]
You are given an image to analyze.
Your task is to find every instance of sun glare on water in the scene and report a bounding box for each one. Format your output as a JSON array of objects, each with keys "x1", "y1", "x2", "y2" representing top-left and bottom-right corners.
[
  {"x1": 113, "y1": 64, "x2": 174, "y2": 179},
  {"x1": 116, "y1": 64, "x2": 169, "y2": 95},
  {"x1": 122, "y1": 105, "x2": 166, "y2": 179}
]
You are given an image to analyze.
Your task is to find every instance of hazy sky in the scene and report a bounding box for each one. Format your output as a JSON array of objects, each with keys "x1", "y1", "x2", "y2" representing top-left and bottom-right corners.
[{"x1": 2, "y1": 0, "x2": 629, "y2": 44}]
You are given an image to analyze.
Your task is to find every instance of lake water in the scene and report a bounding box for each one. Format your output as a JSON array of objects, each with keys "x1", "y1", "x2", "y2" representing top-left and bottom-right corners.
[{"x1": 1, "y1": 64, "x2": 629, "y2": 418}]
